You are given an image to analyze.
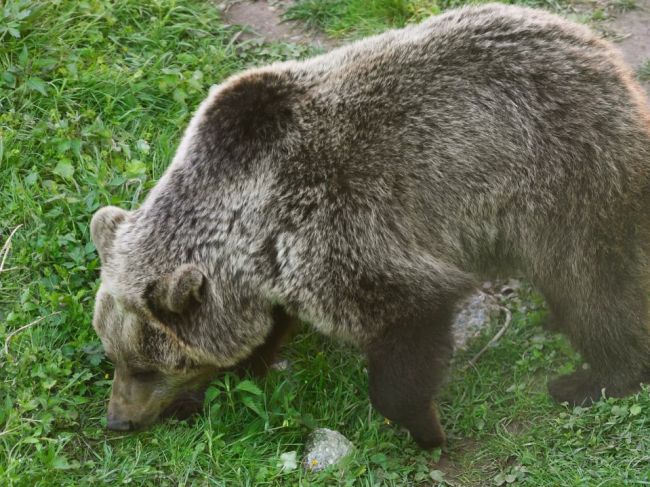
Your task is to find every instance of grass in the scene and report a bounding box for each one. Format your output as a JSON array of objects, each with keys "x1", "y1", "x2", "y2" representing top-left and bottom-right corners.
[
  {"x1": 639, "y1": 60, "x2": 650, "y2": 83},
  {"x1": 284, "y1": 0, "x2": 571, "y2": 39},
  {"x1": 2, "y1": 0, "x2": 650, "y2": 485},
  {"x1": 285, "y1": 0, "x2": 435, "y2": 38},
  {"x1": 284, "y1": 0, "x2": 639, "y2": 39}
]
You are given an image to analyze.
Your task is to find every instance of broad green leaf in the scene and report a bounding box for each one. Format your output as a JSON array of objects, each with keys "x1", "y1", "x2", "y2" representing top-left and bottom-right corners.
[
  {"x1": 235, "y1": 380, "x2": 262, "y2": 396},
  {"x1": 25, "y1": 77, "x2": 47, "y2": 95},
  {"x1": 53, "y1": 159, "x2": 74, "y2": 179}
]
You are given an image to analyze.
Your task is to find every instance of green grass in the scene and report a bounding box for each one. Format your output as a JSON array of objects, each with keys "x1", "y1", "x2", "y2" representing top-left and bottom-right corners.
[
  {"x1": 284, "y1": 0, "x2": 638, "y2": 39},
  {"x1": 2, "y1": 0, "x2": 650, "y2": 485},
  {"x1": 284, "y1": 0, "x2": 576, "y2": 39},
  {"x1": 639, "y1": 60, "x2": 650, "y2": 83},
  {"x1": 285, "y1": 0, "x2": 434, "y2": 39}
]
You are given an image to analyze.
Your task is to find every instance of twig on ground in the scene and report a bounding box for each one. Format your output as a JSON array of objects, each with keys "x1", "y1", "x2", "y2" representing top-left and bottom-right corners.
[
  {"x1": 0, "y1": 224, "x2": 22, "y2": 273},
  {"x1": 225, "y1": 30, "x2": 243, "y2": 51},
  {"x1": 78, "y1": 434, "x2": 103, "y2": 461},
  {"x1": 0, "y1": 426, "x2": 20, "y2": 438},
  {"x1": 466, "y1": 306, "x2": 512, "y2": 369},
  {"x1": 3, "y1": 312, "x2": 61, "y2": 357}
]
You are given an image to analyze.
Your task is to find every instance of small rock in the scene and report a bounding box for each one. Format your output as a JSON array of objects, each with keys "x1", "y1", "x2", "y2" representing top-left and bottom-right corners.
[
  {"x1": 271, "y1": 358, "x2": 290, "y2": 371},
  {"x1": 303, "y1": 428, "x2": 353, "y2": 472},
  {"x1": 278, "y1": 451, "x2": 298, "y2": 472},
  {"x1": 453, "y1": 290, "x2": 500, "y2": 349}
]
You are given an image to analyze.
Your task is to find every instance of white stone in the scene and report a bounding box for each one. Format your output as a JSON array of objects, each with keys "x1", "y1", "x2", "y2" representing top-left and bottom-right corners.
[{"x1": 303, "y1": 428, "x2": 353, "y2": 472}]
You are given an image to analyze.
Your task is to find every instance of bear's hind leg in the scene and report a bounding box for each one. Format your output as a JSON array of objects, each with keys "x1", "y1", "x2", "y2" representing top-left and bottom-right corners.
[
  {"x1": 546, "y1": 266, "x2": 650, "y2": 405},
  {"x1": 366, "y1": 303, "x2": 455, "y2": 449}
]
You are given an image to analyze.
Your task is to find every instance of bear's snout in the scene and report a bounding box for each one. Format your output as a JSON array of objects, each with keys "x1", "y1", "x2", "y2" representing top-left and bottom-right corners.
[
  {"x1": 105, "y1": 367, "x2": 171, "y2": 432},
  {"x1": 106, "y1": 397, "x2": 147, "y2": 432},
  {"x1": 106, "y1": 415, "x2": 137, "y2": 432}
]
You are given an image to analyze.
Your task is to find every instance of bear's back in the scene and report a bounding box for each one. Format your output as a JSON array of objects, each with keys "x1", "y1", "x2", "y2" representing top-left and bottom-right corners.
[
  {"x1": 265, "y1": 4, "x2": 650, "y2": 279},
  {"x1": 281, "y1": 3, "x2": 650, "y2": 211}
]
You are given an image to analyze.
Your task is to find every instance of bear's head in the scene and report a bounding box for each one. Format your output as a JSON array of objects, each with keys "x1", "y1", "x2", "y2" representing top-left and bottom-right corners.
[{"x1": 90, "y1": 206, "x2": 268, "y2": 431}]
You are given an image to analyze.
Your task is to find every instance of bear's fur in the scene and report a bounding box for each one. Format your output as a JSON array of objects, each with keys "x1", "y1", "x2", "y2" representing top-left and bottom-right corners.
[{"x1": 91, "y1": 4, "x2": 650, "y2": 447}]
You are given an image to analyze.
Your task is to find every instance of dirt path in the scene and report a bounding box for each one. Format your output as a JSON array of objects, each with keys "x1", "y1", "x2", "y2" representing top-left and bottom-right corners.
[
  {"x1": 216, "y1": 0, "x2": 337, "y2": 50},
  {"x1": 605, "y1": 0, "x2": 650, "y2": 95}
]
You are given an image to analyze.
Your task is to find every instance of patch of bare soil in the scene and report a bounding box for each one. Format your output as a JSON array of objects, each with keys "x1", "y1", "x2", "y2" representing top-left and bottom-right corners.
[
  {"x1": 605, "y1": 0, "x2": 650, "y2": 95},
  {"x1": 607, "y1": 0, "x2": 650, "y2": 67},
  {"x1": 435, "y1": 437, "x2": 494, "y2": 486},
  {"x1": 216, "y1": 0, "x2": 337, "y2": 50}
]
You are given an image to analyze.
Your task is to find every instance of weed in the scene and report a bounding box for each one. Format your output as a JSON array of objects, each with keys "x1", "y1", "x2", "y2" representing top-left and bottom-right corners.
[{"x1": 638, "y1": 60, "x2": 650, "y2": 82}]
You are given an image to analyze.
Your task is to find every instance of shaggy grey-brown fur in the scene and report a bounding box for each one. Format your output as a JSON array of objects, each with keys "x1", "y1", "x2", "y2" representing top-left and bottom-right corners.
[{"x1": 91, "y1": 4, "x2": 650, "y2": 446}]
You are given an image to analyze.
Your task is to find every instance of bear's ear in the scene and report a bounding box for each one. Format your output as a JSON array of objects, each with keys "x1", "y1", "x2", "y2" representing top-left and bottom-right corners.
[
  {"x1": 91, "y1": 206, "x2": 129, "y2": 263},
  {"x1": 145, "y1": 264, "x2": 207, "y2": 322}
]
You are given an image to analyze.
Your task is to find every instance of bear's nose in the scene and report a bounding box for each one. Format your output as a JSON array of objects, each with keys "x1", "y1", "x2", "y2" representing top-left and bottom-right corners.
[{"x1": 106, "y1": 416, "x2": 136, "y2": 431}]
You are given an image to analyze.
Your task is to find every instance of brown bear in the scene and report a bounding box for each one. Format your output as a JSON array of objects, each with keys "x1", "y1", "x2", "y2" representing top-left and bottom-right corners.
[{"x1": 90, "y1": 3, "x2": 650, "y2": 448}]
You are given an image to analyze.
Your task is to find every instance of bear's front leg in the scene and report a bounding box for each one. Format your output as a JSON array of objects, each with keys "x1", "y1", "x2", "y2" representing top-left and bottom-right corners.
[
  {"x1": 366, "y1": 304, "x2": 454, "y2": 449},
  {"x1": 235, "y1": 305, "x2": 299, "y2": 378}
]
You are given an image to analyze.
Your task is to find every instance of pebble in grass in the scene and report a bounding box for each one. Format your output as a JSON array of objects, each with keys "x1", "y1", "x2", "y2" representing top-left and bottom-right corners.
[
  {"x1": 453, "y1": 279, "x2": 523, "y2": 350},
  {"x1": 303, "y1": 428, "x2": 354, "y2": 473},
  {"x1": 453, "y1": 290, "x2": 500, "y2": 350},
  {"x1": 271, "y1": 358, "x2": 290, "y2": 371}
]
